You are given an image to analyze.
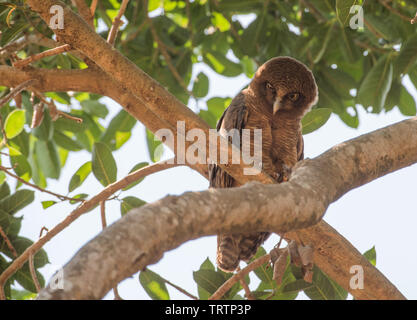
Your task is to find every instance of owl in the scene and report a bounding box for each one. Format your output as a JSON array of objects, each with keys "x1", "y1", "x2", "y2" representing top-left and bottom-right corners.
[{"x1": 209, "y1": 56, "x2": 318, "y2": 272}]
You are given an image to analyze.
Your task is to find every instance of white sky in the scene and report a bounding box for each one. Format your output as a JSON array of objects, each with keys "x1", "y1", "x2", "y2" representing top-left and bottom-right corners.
[{"x1": 12, "y1": 59, "x2": 416, "y2": 300}]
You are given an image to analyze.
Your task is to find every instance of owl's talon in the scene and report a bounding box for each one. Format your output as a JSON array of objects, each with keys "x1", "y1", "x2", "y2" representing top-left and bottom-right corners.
[
  {"x1": 273, "y1": 165, "x2": 292, "y2": 183},
  {"x1": 281, "y1": 164, "x2": 292, "y2": 182}
]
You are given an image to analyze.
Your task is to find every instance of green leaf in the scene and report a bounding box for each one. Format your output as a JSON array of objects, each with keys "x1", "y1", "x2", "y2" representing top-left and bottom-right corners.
[
  {"x1": 139, "y1": 268, "x2": 170, "y2": 300},
  {"x1": 120, "y1": 196, "x2": 146, "y2": 216},
  {"x1": 4, "y1": 109, "x2": 25, "y2": 139},
  {"x1": 251, "y1": 247, "x2": 274, "y2": 289},
  {"x1": 0, "y1": 189, "x2": 34, "y2": 215},
  {"x1": 196, "y1": 258, "x2": 215, "y2": 300},
  {"x1": 394, "y1": 34, "x2": 417, "y2": 77},
  {"x1": 0, "y1": 208, "x2": 22, "y2": 238},
  {"x1": 363, "y1": 246, "x2": 376, "y2": 266},
  {"x1": 92, "y1": 142, "x2": 117, "y2": 186},
  {"x1": 41, "y1": 200, "x2": 57, "y2": 209},
  {"x1": 80, "y1": 100, "x2": 109, "y2": 118},
  {"x1": 10, "y1": 155, "x2": 32, "y2": 181},
  {"x1": 398, "y1": 86, "x2": 417, "y2": 116},
  {"x1": 211, "y1": 12, "x2": 230, "y2": 32},
  {"x1": 14, "y1": 264, "x2": 45, "y2": 294},
  {"x1": 357, "y1": 55, "x2": 393, "y2": 113},
  {"x1": 148, "y1": 0, "x2": 161, "y2": 12},
  {"x1": 32, "y1": 111, "x2": 53, "y2": 141},
  {"x1": 193, "y1": 269, "x2": 226, "y2": 295},
  {"x1": 68, "y1": 161, "x2": 92, "y2": 193},
  {"x1": 146, "y1": 129, "x2": 164, "y2": 163},
  {"x1": 283, "y1": 279, "x2": 314, "y2": 294},
  {"x1": 0, "y1": 182, "x2": 11, "y2": 200},
  {"x1": 11, "y1": 288, "x2": 37, "y2": 300},
  {"x1": 100, "y1": 110, "x2": 136, "y2": 148},
  {"x1": 122, "y1": 162, "x2": 149, "y2": 191},
  {"x1": 35, "y1": 140, "x2": 61, "y2": 179},
  {"x1": 301, "y1": 108, "x2": 332, "y2": 134},
  {"x1": 69, "y1": 193, "x2": 88, "y2": 204},
  {"x1": 203, "y1": 51, "x2": 242, "y2": 77},
  {"x1": 192, "y1": 72, "x2": 209, "y2": 98},
  {"x1": 303, "y1": 266, "x2": 347, "y2": 300},
  {"x1": 9, "y1": 130, "x2": 29, "y2": 157},
  {"x1": 53, "y1": 130, "x2": 83, "y2": 151}
]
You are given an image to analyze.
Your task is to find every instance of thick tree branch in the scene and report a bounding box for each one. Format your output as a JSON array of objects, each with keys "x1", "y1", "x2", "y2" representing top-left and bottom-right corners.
[{"x1": 36, "y1": 118, "x2": 416, "y2": 300}]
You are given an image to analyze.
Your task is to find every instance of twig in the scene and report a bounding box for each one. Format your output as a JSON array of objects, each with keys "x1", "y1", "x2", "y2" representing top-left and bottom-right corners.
[
  {"x1": 99, "y1": 200, "x2": 120, "y2": 297},
  {"x1": 158, "y1": 274, "x2": 198, "y2": 300},
  {"x1": 0, "y1": 226, "x2": 18, "y2": 258},
  {"x1": 379, "y1": 0, "x2": 411, "y2": 22},
  {"x1": 29, "y1": 253, "x2": 41, "y2": 293},
  {"x1": 0, "y1": 165, "x2": 83, "y2": 203},
  {"x1": 13, "y1": 44, "x2": 71, "y2": 68},
  {"x1": 100, "y1": 201, "x2": 107, "y2": 229},
  {"x1": 113, "y1": 286, "x2": 123, "y2": 300},
  {"x1": 0, "y1": 79, "x2": 38, "y2": 107},
  {"x1": 209, "y1": 254, "x2": 271, "y2": 300},
  {"x1": 107, "y1": 0, "x2": 130, "y2": 46},
  {"x1": 236, "y1": 267, "x2": 255, "y2": 300},
  {"x1": 90, "y1": 0, "x2": 98, "y2": 17},
  {"x1": 0, "y1": 158, "x2": 180, "y2": 299},
  {"x1": 39, "y1": 227, "x2": 49, "y2": 238},
  {"x1": 300, "y1": 0, "x2": 326, "y2": 23},
  {"x1": 31, "y1": 89, "x2": 83, "y2": 123}
]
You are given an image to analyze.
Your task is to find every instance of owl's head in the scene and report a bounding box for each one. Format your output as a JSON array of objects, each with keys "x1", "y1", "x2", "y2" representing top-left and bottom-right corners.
[{"x1": 249, "y1": 56, "x2": 318, "y2": 118}]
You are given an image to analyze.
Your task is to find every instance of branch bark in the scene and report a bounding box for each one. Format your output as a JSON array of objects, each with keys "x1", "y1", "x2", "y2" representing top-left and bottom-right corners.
[{"x1": 36, "y1": 117, "x2": 416, "y2": 300}]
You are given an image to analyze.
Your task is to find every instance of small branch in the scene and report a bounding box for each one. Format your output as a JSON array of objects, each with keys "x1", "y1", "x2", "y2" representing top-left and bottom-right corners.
[
  {"x1": 31, "y1": 89, "x2": 83, "y2": 123},
  {"x1": 39, "y1": 227, "x2": 49, "y2": 238},
  {"x1": 99, "y1": 200, "x2": 119, "y2": 297},
  {"x1": 0, "y1": 226, "x2": 18, "y2": 258},
  {"x1": 0, "y1": 165, "x2": 83, "y2": 203},
  {"x1": 0, "y1": 158, "x2": 180, "y2": 295},
  {"x1": 0, "y1": 79, "x2": 38, "y2": 107},
  {"x1": 107, "y1": 0, "x2": 130, "y2": 46},
  {"x1": 29, "y1": 253, "x2": 41, "y2": 293},
  {"x1": 379, "y1": 0, "x2": 411, "y2": 22},
  {"x1": 300, "y1": 0, "x2": 326, "y2": 23},
  {"x1": 90, "y1": 0, "x2": 98, "y2": 17},
  {"x1": 209, "y1": 254, "x2": 271, "y2": 300},
  {"x1": 158, "y1": 274, "x2": 199, "y2": 300},
  {"x1": 12, "y1": 44, "x2": 71, "y2": 68},
  {"x1": 100, "y1": 201, "x2": 107, "y2": 229},
  {"x1": 237, "y1": 267, "x2": 255, "y2": 300}
]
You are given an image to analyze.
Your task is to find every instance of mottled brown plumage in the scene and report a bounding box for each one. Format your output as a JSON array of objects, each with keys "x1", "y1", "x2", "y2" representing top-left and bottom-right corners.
[{"x1": 209, "y1": 56, "x2": 318, "y2": 272}]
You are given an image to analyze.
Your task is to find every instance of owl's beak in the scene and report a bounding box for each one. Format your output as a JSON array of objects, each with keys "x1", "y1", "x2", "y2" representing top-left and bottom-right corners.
[{"x1": 273, "y1": 97, "x2": 283, "y2": 114}]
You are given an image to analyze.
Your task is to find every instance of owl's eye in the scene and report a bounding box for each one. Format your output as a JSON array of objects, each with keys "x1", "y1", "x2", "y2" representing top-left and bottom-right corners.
[
  {"x1": 287, "y1": 93, "x2": 300, "y2": 102},
  {"x1": 265, "y1": 82, "x2": 275, "y2": 92}
]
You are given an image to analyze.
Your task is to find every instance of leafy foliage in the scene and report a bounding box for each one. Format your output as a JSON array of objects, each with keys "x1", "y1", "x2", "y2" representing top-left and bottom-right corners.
[{"x1": 0, "y1": 0, "x2": 412, "y2": 299}]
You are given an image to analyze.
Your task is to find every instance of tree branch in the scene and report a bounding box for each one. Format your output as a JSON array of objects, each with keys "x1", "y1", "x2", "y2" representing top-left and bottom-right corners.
[
  {"x1": 13, "y1": 44, "x2": 71, "y2": 68},
  {"x1": 35, "y1": 117, "x2": 416, "y2": 300}
]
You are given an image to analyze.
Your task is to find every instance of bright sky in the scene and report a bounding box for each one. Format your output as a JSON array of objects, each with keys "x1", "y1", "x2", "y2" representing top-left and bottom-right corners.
[{"x1": 13, "y1": 59, "x2": 416, "y2": 300}]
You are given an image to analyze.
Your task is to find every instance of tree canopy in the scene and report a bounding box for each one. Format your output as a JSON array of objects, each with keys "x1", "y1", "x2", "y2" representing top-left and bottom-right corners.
[{"x1": 0, "y1": 0, "x2": 416, "y2": 300}]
